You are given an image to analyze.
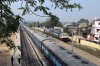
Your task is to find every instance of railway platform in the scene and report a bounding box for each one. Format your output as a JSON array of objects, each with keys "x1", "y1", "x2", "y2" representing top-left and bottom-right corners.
[{"x1": 6, "y1": 32, "x2": 21, "y2": 66}]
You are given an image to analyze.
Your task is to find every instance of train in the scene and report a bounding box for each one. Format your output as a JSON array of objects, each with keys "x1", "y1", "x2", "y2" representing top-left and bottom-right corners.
[
  {"x1": 34, "y1": 27, "x2": 100, "y2": 43},
  {"x1": 34, "y1": 27, "x2": 69, "y2": 41},
  {"x1": 22, "y1": 25, "x2": 96, "y2": 66}
]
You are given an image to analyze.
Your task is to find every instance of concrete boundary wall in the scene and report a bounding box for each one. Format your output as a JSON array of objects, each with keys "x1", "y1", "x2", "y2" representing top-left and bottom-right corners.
[{"x1": 69, "y1": 36, "x2": 100, "y2": 50}]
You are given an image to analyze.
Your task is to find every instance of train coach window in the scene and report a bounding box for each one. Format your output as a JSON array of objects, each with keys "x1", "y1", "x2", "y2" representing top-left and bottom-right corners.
[
  {"x1": 53, "y1": 58, "x2": 56, "y2": 64},
  {"x1": 60, "y1": 35, "x2": 62, "y2": 36},
  {"x1": 56, "y1": 60, "x2": 62, "y2": 66},
  {"x1": 48, "y1": 52, "x2": 53, "y2": 60},
  {"x1": 53, "y1": 58, "x2": 62, "y2": 66},
  {"x1": 45, "y1": 50, "x2": 49, "y2": 55},
  {"x1": 63, "y1": 34, "x2": 65, "y2": 36},
  {"x1": 44, "y1": 48, "x2": 46, "y2": 51},
  {"x1": 66, "y1": 34, "x2": 68, "y2": 36}
]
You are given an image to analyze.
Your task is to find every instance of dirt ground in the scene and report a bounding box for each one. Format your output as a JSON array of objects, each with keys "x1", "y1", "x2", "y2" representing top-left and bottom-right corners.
[{"x1": 0, "y1": 34, "x2": 16, "y2": 66}]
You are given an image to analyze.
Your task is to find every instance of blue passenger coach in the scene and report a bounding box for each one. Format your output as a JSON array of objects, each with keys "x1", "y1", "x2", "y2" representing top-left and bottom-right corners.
[{"x1": 23, "y1": 25, "x2": 96, "y2": 66}]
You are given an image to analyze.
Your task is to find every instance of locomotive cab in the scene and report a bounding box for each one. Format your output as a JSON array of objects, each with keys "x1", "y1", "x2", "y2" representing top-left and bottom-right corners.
[{"x1": 59, "y1": 33, "x2": 69, "y2": 41}]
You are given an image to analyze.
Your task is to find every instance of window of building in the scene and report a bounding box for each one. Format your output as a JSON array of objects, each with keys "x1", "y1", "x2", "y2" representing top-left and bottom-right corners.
[
  {"x1": 97, "y1": 29, "x2": 100, "y2": 32},
  {"x1": 95, "y1": 37, "x2": 98, "y2": 40},
  {"x1": 98, "y1": 22, "x2": 100, "y2": 25}
]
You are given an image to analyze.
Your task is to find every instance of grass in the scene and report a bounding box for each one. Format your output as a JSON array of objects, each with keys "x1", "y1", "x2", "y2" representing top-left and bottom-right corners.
[{"x1": 74, "y1": 44, "x2": 100, "y2": 58}]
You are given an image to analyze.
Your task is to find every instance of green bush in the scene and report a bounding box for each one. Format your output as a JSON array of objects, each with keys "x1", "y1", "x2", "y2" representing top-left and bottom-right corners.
[{"x1": 68, "y1": 31, "x2": 72, "y2": 36}]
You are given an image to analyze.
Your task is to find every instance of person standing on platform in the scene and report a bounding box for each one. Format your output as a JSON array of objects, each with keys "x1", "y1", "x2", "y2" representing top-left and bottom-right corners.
[
  {"x1": 11, "y1": 56, "x2": 14, "y2": 65},
  {"x1": 18, "y1": 55, "x2": 21, "y2": 64}
]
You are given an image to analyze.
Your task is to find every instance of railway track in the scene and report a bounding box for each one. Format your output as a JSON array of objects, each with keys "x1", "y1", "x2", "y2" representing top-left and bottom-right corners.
[
  {"x1": 20, "y1": 27, "x2": 42, "y2": 66},
  {"x1": 20, "y1": 26, "x2": 52, "y2": 66}
]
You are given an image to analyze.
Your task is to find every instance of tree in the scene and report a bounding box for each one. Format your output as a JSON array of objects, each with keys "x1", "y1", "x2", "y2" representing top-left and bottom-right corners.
[
  {"x1": 18, "y1": 0, "x2": 82, "y2": 20},
  {"x1": 39, "y1": 22, "x2": 45, "y2": 27},
  {"x1": 71, "y1": 22, "x2": 77, "y2": 27},
  {"x1": 33, "y1": 22, "x2": 36, "y2": 27},
  {"x1": 0, "y1": 3, "x2": 23, "y2": 50},
  {"x1": 56, "y1": 21, "x2": 63, "y2": 27},
  {"x1": 77, "y1": 19, "x2": 89, "y2": 27},
  {"x1": 63, "y1": 27, "x2": 72, "y2": 36},
  {"x1": 29, "y1": 23, "x2": 33, "y2": 27},
  {"x1": 63, "y1": 27, "x2": 69, "y2": 33},
  {"x1": 0, "y1": 0, "x2": 82, "y2": 50},
  {"x1": 44, "y1": 17, "x2": 63, "y2": 28}
]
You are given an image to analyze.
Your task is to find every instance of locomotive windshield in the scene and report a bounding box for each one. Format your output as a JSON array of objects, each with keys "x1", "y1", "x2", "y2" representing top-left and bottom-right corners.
[{"x1": 52, "y1": 30, "x2": 61, "y2": 34}]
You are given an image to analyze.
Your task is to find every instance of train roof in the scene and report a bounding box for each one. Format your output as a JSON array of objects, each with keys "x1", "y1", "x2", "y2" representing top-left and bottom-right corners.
[
  {"x1": 31, "y1": 30, "x2": 50, "y2": 41},
  {"x1": 42, "y1": 40, "x2": 96, "y2": 66}
]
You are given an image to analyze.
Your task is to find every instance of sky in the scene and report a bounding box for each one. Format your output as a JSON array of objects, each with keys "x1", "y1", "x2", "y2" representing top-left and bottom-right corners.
[{"x1": 10, "y1": 0, "x2": 100, "y2": 22}]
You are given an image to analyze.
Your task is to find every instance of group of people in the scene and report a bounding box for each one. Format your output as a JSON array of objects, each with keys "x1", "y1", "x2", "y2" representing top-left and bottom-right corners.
[{"x1": 11, "y1": 55, "x2": 21, "y2": 65}]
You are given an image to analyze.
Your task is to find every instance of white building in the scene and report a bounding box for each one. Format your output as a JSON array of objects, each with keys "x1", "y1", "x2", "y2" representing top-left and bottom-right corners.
[
  {"x1": 54, "y1": 27, "x2": 63, "y2": 32},
  {"x1": 91, "y1": 17, "x2": 100, "y2": 43},
  {"x1": 61, "y1": 22, "x2": 71, "y2": 28}
]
